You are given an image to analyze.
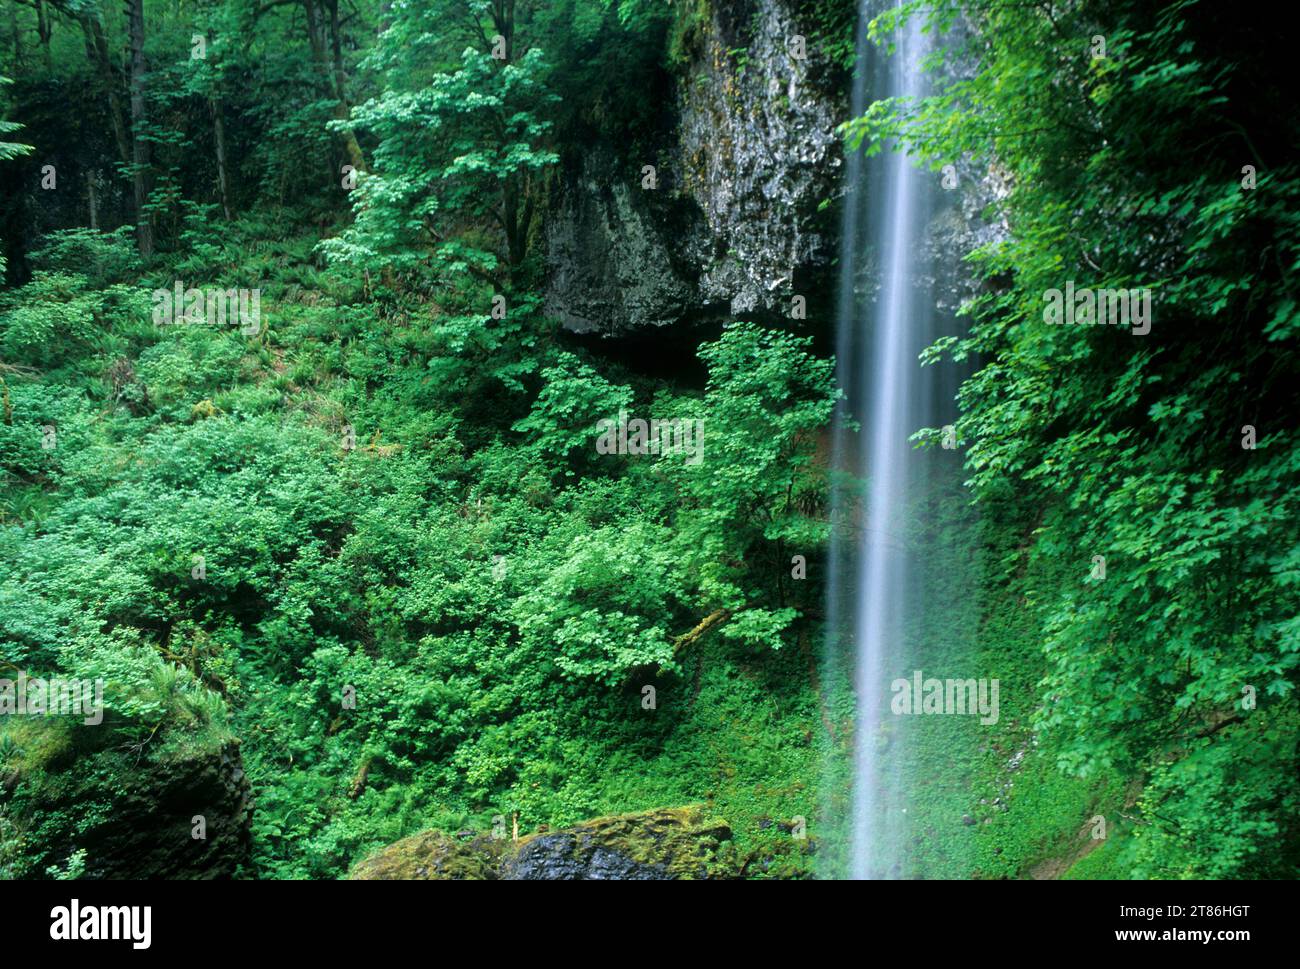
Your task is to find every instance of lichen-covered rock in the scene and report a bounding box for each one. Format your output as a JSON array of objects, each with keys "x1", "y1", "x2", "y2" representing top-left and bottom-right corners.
[
  {"x1": 349, "y1": 806, "x2": 734, "y2": 881},
  {"x1": 503, "y1": 806, "x2": 733, "y2": 880}
]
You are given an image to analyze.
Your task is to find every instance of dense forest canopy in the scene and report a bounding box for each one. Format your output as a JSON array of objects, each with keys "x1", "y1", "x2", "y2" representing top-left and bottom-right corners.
[{"x1": 0, "y1": 0, "x2": 1296, "y2": 881}]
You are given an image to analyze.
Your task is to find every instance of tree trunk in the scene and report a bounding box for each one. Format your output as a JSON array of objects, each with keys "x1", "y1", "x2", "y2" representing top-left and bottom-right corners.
[
  {"x1": 304, "y1": 0, "x2": 366, "y2": 173},
  {"x1": 126, "y1": 0, "x2": 153, "y2": 257},
  {"x1": 80, "y1": 16, "x2": 130, "y2": 168},
  {"x1": 36, "y1": 0, "x2": 52, "y2": 68},
  {"x1": 87, "y1": 169, "x2": 98, "y2": 228},
  {"x1": 327, "y1": 0, "x2": 366, "y2": 172},
  {"x1": 672, "y1": 609, "x2": 733, "y2": 658},
  {"x1": 11, "y1": 6, "x2": 23, "y2": 69},
  {"x1": 490, "y1": 0, "x2": 514, "y2": 63},
  {"x1": 211, "y1": 97, "x2": 232, "y2": 219},
  {"x1": 489, "y1": 1, "x2": 532, "y2": 272}
]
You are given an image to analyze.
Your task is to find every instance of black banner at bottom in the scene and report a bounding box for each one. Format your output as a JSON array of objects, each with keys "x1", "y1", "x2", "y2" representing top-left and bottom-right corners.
[{"x1": 0, "y1": 878, "x2": 1285, "y2": 956}]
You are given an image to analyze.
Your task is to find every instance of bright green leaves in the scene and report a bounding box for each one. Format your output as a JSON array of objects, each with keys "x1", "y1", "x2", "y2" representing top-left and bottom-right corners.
[{"x1": 322, "y1": 43, "x2": 558, "y2": 283}]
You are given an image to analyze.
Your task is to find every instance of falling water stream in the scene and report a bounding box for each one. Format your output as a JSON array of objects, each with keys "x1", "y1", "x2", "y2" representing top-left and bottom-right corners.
[
  {"x1": 827, "y1": 0, "x2": 974, "y2": 879},
  {"x1": 853, "y1": 2, "x2": 935, "y2": 882}
]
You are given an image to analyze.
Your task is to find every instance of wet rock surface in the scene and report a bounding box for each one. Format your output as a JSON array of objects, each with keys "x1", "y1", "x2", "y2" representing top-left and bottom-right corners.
[
  {"x1": 544, "y1": 152, "x2": 699, "y2": 335},
  {"x1": 544, "y1": 0, "x2": 844, "y2": 335},
  {"x1": 675, "y1": 0, "x2": 843, "y2": 320}
]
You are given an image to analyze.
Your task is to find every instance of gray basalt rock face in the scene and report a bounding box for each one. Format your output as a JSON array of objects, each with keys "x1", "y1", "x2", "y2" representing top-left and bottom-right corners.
[
  {"x1": 922, "y1": 156, "x2": 1012, "y2": 318},
  {"x1": 542, "y1": 2, "x2": 1001, "y2": 337},
  {"x1": 544, "y1": 0, "x2": 845, "y2": 335},
  {"x1": 675, "y1": 0, "x2": 842, "y2": 320},
  {"x1": 913, "y1": 19, "x2": 1012, "y2": 321},
  {"x1": 544, "y1": 152, "x2": 699, "y2": 335}
]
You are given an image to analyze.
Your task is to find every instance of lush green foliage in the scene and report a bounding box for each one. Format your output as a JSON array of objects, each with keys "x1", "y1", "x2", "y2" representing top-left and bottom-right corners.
[{"x1": 0, "y1": 213, "x2": 834, "y2": 876}]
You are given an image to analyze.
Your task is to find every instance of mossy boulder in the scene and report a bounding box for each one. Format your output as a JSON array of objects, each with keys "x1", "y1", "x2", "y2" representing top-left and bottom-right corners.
[
  {"x1": 349, "y1": 805, "x2": 734, "y2": 880},
  {"x1": 349, "y1": 829, "x2": 505, "y2": 880},
  {"x1": 504, "y1": 806, "x2": 733, "y2": 880}
]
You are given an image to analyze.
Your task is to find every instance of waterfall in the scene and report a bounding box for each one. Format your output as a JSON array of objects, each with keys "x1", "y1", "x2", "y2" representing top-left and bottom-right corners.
[{"x1": 827, "y1": 0, "x2": 970, "y2": 880}]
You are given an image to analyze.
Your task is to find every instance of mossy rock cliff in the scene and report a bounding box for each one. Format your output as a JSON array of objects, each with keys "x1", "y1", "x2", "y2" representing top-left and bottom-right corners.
[
  {"x1": 2, "y1": 732, "x2": 252, "y2": 879},
  {"x1": 350, "y1": 806, "x2": 734, "y2": 880}
]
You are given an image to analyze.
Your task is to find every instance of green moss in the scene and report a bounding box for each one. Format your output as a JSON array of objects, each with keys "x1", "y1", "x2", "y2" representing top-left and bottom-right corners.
[
  {"x1": 0, "y1": 718, "x2": 76, "y2": 779},
  {"x1": 519, "y1": 805, "x2": 731, "y2": 879},
  {"x1": 1062, "y1": 825, "x2": 1137, "y2": 880},
  {"x1": 350, "y1": 829, "x2": 504, "y2": 880},
  {"x1": 667, "y1": 0, "x2": 713, "y2": 69}
]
